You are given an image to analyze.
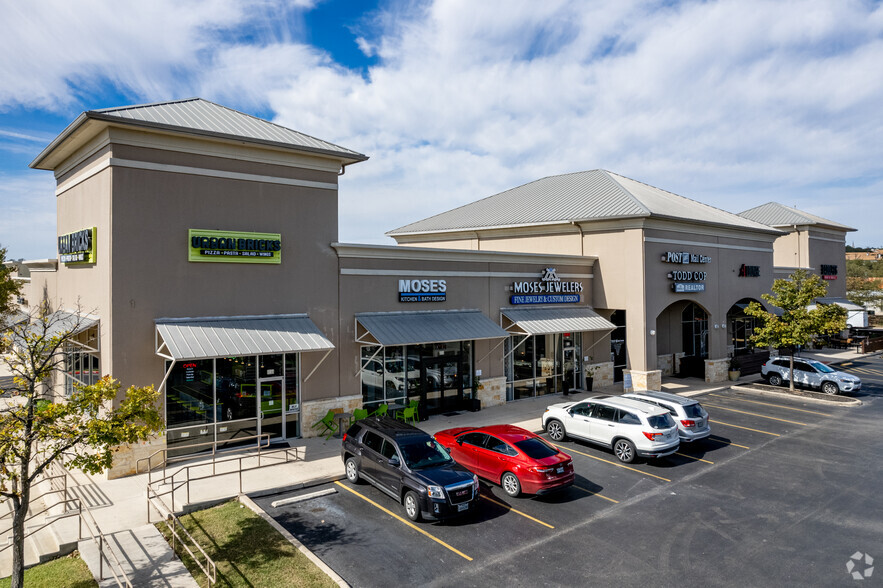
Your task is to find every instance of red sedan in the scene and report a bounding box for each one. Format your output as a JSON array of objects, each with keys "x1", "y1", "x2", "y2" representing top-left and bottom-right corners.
[{"x1": 434, "y1": 424, "x2": 574, "y2": 497}]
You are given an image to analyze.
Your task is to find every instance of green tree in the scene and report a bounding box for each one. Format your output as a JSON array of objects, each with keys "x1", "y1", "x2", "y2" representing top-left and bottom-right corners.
[
  {"x1": 0, "y1": 246, "x2": 23, "y2": 323},
  {"x1": 0, "y1": 307, "x2": 163, "y2": 588},
  {"x1": 846, "y1": 276, "x2": 881, "y2": 308},
  {"x1": 745, "y1": 269, "x2": 847, "y2": 392}
]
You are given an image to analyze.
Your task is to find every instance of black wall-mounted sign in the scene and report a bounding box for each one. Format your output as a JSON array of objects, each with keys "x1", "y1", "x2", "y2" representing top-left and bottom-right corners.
[{"x1": 739, "y1": 264, "x2": 760, "y2": 277}]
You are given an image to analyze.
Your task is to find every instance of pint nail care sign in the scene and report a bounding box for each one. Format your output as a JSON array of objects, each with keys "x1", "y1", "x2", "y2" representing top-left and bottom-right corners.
[{"x1": 188, "y1": 229, "x2": 282, "y2": 264}]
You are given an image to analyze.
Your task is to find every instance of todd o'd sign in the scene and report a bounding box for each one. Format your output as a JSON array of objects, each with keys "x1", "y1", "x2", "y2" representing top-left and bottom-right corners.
[{"x1": 399, "y1": 279, "x2": 447, "y2": 302}]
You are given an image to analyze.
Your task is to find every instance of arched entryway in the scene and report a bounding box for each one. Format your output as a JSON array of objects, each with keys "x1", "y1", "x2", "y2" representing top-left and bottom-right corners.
[
  {"x1": 655, "y1": 301, "x2": 709, "y2": 378},
  {"x1": 726, "y1": 298, "x2": 769, "y2": 375}
]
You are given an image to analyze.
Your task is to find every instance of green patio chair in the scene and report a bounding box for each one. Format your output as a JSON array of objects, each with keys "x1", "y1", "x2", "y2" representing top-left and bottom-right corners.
[
  {"x1": 311, "y1": 409, "x2": 339, "y2": 440},
  {"x1": 396, "y1": 406, "x2": 417, "y2": 424},
  {"x1": 351, "y1": 408, "x2": 369, "y2": 425},
  {"x1": 371, "y1": 404, "x2": 388, "y2": 418},
  {"x1": 407, "y1": 399, "x2": 420, "y2": 422}
]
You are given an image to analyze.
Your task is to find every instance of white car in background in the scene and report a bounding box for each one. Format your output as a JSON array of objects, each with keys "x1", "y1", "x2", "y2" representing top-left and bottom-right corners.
[
  {"x1": 761, "y1": 357, "x2": 861, "y2": 395},
  {"x1": 624, "y1": 391, "x2": 711, "y2": 443},
  {"x1": 542, "y1": 395, "x2": 679, "y2": 463}
]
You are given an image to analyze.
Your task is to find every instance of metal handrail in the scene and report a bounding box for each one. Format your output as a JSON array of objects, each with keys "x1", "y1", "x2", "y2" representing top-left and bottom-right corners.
[
  {"x1": 147, "y1": 485, "x2": 217, "y2": 587},
  {"x1": 136, "y1": 433, "x2": 273, "y2": 482}
]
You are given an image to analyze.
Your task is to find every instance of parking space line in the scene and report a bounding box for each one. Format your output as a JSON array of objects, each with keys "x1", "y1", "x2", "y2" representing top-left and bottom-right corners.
[
  {"x1": 707, "y1": 435, "x2": 750, "y2": 449},
  {"x1": 481, "y1": 495, "x2": 555, "y2": 529},
  {"x1": 709, "y1": 394, "x2": 832, "y2": 416},
  {"x1": 703, "y1": 403, "x2": 809, "y2": 426},
  {"x1": 573, "y1": 485, "x2": 619, "y2": 504},
  {"x1": 333, "y1": 481, "x2": 473, "y2": 561},
  {"x1": 710, "y1": 419, "x2": 781, "y2": 437},
  {"x1": 548, "y1": 442, "x2": 672, "y2": 482},
  {"x1": 675, "y1": 452, "x2": 714, "y2": 464}
]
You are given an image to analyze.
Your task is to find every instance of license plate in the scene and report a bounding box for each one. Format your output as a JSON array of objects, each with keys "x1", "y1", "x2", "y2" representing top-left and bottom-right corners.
[
  {"x1": 457, "y1": 503, "x2": 469, "y2": 512},
  {"x1": 556, "y1": 467, "x2": 564, "y2": 474}
]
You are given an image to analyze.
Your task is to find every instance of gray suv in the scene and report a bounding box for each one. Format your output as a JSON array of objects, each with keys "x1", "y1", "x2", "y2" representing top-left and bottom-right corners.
[
  {"x1": 623, "y1": 391, "x2": 711, "y2": 443},
  {"x1": 761, "y1": 357, "x2": 861, "y2": 395}
]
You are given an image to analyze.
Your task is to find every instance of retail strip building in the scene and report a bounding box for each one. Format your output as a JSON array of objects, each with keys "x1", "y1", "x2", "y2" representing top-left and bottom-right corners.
[{"x1": 16, "y1": 99, "x2": 854, "y2": 477}]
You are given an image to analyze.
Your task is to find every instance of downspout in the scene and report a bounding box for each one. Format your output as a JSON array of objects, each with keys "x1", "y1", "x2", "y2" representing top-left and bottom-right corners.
[{"x1": 570, "y1": 222, "x2": 584, "y2": 256}]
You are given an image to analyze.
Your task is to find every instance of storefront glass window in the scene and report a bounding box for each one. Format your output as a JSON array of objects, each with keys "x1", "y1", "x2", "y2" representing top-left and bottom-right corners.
[
  {"x1": 63, "y1": 345, "x2": 100, "y2": 397},
  {"x1": 512, "y1": 335, "x2": 535, "y2": 400},
  {"x1": 215, "y1": 357, "x2": 257, "y2": 422},
  {"x1": 166, "y1": 359, "x2": 215, "y2": 429},
  {"x1": 361, "y1": 346, "x2": 385, "y2": 406}
]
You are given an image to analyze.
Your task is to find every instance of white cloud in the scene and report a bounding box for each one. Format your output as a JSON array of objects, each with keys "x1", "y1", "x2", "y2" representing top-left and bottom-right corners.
[
  {"x1": 2, "y1": 0, "x2": 883, "y2": 257},
  {"x1": 0, "y1": 174, "x2": 57, "y2": 260}
]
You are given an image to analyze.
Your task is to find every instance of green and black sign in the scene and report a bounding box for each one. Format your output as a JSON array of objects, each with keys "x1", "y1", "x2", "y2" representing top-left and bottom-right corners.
[
  {"x1": 58, "y1": 227, "x2": 96, "y2": 265},
  {"x1": 188, "y1": 229, "x2": 282, "y2": 264}
]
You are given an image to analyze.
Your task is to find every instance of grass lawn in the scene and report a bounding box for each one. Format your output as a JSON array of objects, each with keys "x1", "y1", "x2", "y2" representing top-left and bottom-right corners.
[
  {"x1": 0, "y1": 551, "x2": 96, "y2": 588},
  {"x1": 157, "y1": 500, "x2": 336, "y2": 588}
]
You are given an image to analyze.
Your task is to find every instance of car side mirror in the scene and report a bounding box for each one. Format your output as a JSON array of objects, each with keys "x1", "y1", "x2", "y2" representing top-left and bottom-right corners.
[
  {"x1": 388, "y1": 455, "x2": 400, "y2": 467},
  {"x1": 456, "y1": 438, "x2": 464, "y2": 445}
]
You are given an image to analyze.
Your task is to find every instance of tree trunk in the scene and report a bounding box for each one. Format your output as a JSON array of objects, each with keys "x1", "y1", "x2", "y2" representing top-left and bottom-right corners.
[{"x1": 10, "y1": 485, "x2": 30, "y2": 588}]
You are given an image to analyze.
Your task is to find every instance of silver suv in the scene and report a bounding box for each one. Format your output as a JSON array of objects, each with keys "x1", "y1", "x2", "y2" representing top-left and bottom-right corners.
[
  {"x1": 624, "y1": 391, "x2": 710, "y2": 443},
  {"x1": 761, "y1": 357, "x2": 861, "y2": 395},
  {"x1": 542, "y1": 395, "x2": 679, "y2": 463}
]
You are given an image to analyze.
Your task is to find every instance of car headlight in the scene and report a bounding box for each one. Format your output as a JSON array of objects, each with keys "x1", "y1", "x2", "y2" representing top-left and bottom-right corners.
[
  {"x1": 427, "y1": 485, "x2": 444, "y2": 499},
  {"x1": 472, "y1": 474, "x2": 479, "y2": 489}
]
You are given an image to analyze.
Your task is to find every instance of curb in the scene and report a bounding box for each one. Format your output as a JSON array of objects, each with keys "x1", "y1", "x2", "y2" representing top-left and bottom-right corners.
[
  {"x1": 729, "y1": 384, "x2": 863, "y2": 406},
  {"x1": 238, "y1": 494, "x2": 349, "y2": 588}
]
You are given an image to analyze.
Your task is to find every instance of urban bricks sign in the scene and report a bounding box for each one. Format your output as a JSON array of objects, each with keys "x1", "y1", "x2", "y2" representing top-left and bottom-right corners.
[
  {"x1": 188, "y1": 229, "x2": 282, "y2": 264},
  {"x1": 510, "y1": 267, "x2": 582, "y2": 305},
  {"x1": 58, "y1": 227, "x2": 96, "y2": 265}
]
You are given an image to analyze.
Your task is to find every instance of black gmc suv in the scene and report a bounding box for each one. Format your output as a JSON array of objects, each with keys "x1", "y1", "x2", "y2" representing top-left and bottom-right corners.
[{"x1": 341, "y1": 416, "x2": 480, "y2": 522}]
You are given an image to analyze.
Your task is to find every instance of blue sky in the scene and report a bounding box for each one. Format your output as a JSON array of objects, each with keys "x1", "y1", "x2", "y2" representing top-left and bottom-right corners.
[{"x1": 2, "y1": 0, "x2": 883, "y2": 260}]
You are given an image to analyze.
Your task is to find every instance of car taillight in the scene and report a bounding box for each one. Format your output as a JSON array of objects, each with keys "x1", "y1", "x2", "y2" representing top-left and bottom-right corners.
[
  {"x1": 532, "y1": 466, "x2": 555, "y2": 474},
  {"x1": 643, "y1": 431, "x2": 663, "y2": 441},
  {"x1": 342, "y1": 433, "x2": 347, "y2": 443},
  {"x1": 681, "y1": 419, "x2": 695, "y2": 427}
]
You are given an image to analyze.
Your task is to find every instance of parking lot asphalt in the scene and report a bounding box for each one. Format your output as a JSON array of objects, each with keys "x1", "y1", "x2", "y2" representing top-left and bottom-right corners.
[{"x1": 253, "y1": 359, "x2": 883, "y2": 587}]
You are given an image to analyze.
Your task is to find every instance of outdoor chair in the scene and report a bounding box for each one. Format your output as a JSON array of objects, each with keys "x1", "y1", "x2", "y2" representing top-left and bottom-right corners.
[
  {"x1": 407, "y1": 399, "x2": 420, "y2": 422},
  {"x1": 351, "y1": 408, "x2": 369, "y2": 424},
  {"x1": 371, "y1": 404, "x2": 388, "y2": 418},
  {"x1": 396, "y1": 406, "x2": 417, "y2": 424},
  {"x1": 311, "y1": 409, "x2": 339, "y2": 440}
]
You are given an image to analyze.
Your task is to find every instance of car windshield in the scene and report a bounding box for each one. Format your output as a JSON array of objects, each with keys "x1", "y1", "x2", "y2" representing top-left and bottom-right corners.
[
  {"x1": 514, "y1": 437, "x2": 558, "y2": 459},
  {"x1": 647, "y1": 413, "x2": 676, "y2": 429},
  {"x1": 683, "y1": 403, "x2": 707, "y2": 418},
  {"x1": 808, "y1": 360, "x2": 836, "y2": 374},
  {"x1": 399, "y1": 439, "x2": 453, "y2": 470}
]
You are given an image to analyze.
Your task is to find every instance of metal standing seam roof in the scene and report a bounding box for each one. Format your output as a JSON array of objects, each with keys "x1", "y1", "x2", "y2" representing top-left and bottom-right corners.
[
  {"x1": 501, "y1": 307, "x2": 616, "y2": 335},
  {"x1": 155, "y1": 314, "x2": 334, "y2": 361},
  {"x1": 387, "y1": 169, "x2": 780, "y2": 236},
  {"x1": 31, "y1": 98, "x2": 367, "y2": 169},
  {"x1": 809, "y1": 298, "x2": 865, "y2": 312},
  {"x1": 738, "y1": 202, "x2": 856, "y2": 232},
  {"x1": 355, "y1": 310, "x2": 509, "y2": 346}
]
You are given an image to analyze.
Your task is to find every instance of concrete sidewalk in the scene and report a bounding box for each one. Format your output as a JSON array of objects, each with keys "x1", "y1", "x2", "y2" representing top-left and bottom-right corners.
[{"x1": 5, "y1": 344, "x2": 874, "y2": 584}]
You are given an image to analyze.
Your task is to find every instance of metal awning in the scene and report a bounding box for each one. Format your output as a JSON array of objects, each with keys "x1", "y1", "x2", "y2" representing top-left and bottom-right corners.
[
  {"x1": 355, "y1": 310, "x2": 508, "y2": 346},
  {"x1": 155, "y1": 313, "x2": 334, "y2": 361},
  {"x1": 10, "y1": 310, "x2": 100, "y2": 351},
  {"x1": 501, "y1": 307, "x2": 616, "y2": 335}
]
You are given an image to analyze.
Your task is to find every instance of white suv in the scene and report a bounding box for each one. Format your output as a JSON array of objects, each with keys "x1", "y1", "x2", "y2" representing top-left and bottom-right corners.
[
  {"x1": 624, "y1": 391, "x2": 710, "y2": 443},
  {"x1": 542, "y1": 395, "x2": 679, "y2": 463},
  {"x1": 761, "y1": 357, "x2": 861, "y2": 395}
]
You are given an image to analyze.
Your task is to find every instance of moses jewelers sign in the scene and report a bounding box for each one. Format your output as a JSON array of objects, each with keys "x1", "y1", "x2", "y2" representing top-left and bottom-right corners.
[
  {"x1": 189, "y1": 229, "x2": 282, "y2": 264},
  {"x1": 510, "y1": 268, "x2": 582, "y2": 305},
  {"x1": 58, "y1": 227, "x2": 96, "y2": 265}
]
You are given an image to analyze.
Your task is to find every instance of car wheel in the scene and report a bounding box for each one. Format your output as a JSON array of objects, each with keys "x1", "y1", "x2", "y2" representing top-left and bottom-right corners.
[
  {"x1": 403, "y1": 490, "x2": 421, "y2": 521},
  {"x1": 613, "y1": 438, "x2": 636, "y2": 463},
  {"x1": 822, "y1": 381, "x2": 839, "y2": 395},
  {"x1": 546, "y1": 419, "x2": 566, "y2": 442},
  {"x1": 501, "y1": 472, "x2": 521, "y2": 497},
  {"x1": 767, "y1": 373, "x2": 783, "y2": 387},
  {"x1": 345, "y1": 457, "x2": 360, "y2": 484}
]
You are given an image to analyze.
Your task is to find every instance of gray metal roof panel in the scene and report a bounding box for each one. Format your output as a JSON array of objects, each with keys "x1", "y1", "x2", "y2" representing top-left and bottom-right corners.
[
  {"x1": 388, "y1": 170, "x2": 779, "y2": 235},
  {"x1": 355, "y1": 310, "x2": 508, "y2": 346},
  {"x1": 501, "y1": 306, "x2": 616, "y2": 335},
  {"x1": 738, "y1": 202, "x2": 856, "y2": 231},
  {"x1": 155, "y1": 314, "x2": 334, "y2": 360}
]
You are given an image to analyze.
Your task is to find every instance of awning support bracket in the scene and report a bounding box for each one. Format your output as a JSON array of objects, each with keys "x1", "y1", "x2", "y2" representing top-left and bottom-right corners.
[{"x1": 303, "y1": 348, "x2": 333, "y2": 383}]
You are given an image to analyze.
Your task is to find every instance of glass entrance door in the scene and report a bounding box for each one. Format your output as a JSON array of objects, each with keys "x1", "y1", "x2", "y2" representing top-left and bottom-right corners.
[
  {"x1": 421, "y1": 355, "x2": 462, "y2": 415},
  {"x1": 258, "y1": 378, "x2": 283, "y2": 441},
  {"x1": 563, "y1": 346, "x2": 580, "y2": 393}
]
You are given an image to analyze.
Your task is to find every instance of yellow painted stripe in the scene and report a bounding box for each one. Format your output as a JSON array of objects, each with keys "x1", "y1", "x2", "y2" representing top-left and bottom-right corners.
[
  {"x1": 707, "y1": 435, "x2": 750, "y2": 450},
  {"x1": 482, "y1": 495, "x2": 555, "y2": 529},
  {"x1": 675, "y1": 452, "x2": 714, "y2": 464},
  {"x1": 548, "y1": 442, "x2": 671, "y2": 482},
  {"x1": 573, "y1": 485, "x2": 619, "y2": 504},
  {"x1": 709, "y1": 394, "x2": 831, "y2": 416},
  {"x1": 703, "y1": 403, "x2": 809, "y2": 426},
  {"x1": 710, "y1": 419, "x2": 781, "y2": 437},
  {"x1": 839, "y1": 362, "x2": 854, "y2": 367},
  {"x1": 334, "y1": 481, "x2": 473, "y2": 561}
]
